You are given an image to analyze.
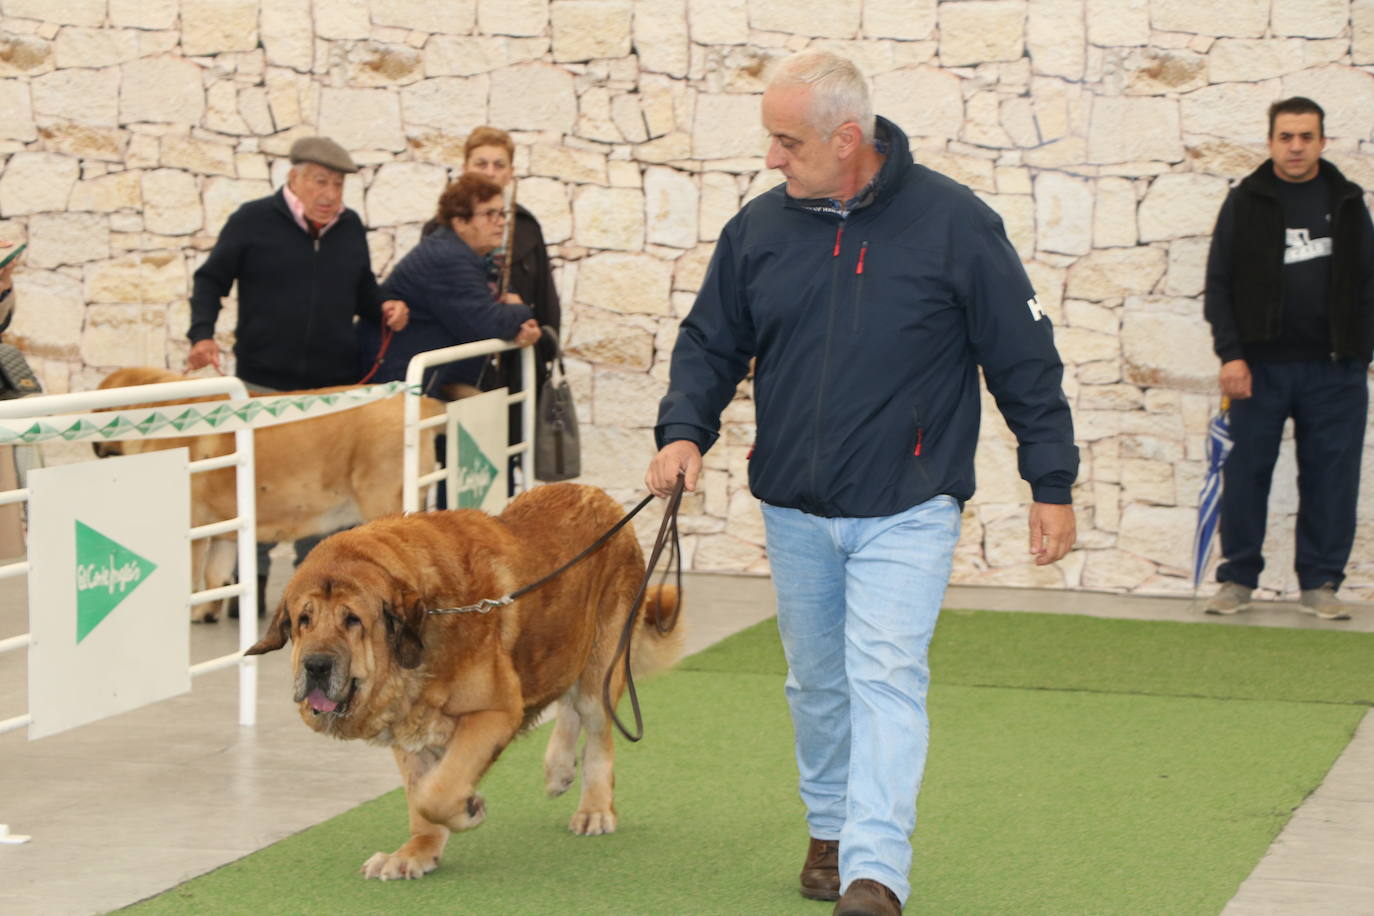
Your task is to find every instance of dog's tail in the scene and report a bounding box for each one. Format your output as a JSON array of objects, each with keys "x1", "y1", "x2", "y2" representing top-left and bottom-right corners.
[{"x1": 630, "y1": 584, "x2": 685, "y2": 677}]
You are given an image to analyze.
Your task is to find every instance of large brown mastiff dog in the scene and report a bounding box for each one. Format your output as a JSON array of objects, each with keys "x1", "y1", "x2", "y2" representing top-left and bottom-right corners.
[
  {"x1": 245, "y1": 482, "x2": 684, "y2": 880},
  {"x1": 94, "y1": 367, "x2": 440, "y2": 621}
]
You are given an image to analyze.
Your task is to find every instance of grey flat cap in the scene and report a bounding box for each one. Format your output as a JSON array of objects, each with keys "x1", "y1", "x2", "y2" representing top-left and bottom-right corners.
[{"x1": 288, "y1": 136, "x2": 358, "y2": 174}]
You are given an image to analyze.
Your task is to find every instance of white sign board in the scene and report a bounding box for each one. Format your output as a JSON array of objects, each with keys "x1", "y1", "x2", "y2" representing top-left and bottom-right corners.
[
  {"x1": 445, "y1": 389, "x2": 508, "y2": 514},
  {"x1": 27, "y1": 450, "x2": 191, "y2": 739}
]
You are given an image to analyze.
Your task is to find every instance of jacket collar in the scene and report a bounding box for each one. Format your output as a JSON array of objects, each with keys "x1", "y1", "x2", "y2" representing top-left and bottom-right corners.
[
  {"x1": 784, "y1": 115, "x2": 912, "y2": 218},
  {"x1": 1241, "y1": 157, "x2": 1360, "y2": 201}
]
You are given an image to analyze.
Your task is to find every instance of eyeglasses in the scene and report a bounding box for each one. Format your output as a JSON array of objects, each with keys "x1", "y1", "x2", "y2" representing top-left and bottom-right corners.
[{"x1": 474, "y1": 207, "x2": 506, "y2": 223}]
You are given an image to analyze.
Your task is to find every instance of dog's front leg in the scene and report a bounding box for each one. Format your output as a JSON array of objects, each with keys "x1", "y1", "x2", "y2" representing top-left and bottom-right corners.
[
  {"x1": 361, "y1": 746, "x2": 449, "y2": 880},
  {"x1": 412, "y1": 708, "x2": 521, "y2": 834}
]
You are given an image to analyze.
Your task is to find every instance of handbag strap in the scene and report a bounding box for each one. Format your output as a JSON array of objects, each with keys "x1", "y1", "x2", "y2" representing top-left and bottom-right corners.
[{"x1": 541, "y1": 325, "x2": 567, "y2": 386}]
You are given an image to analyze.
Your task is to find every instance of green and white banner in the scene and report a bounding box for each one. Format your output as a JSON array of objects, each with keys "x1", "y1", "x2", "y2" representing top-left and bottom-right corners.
[
  {"x1": 0, "y1": 381, "x2": 414, "y2": 446},
  {"x1": 27, "y1": 449, "x2": 191, "y2": 739}
]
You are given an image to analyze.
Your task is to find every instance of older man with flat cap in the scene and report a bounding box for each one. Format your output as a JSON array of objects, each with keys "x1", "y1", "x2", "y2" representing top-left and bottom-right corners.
[
  {"x1": 187, "y1": 136, "x2": 408, "y2": 613},
  {"x1": 187, "y1": 135, "x2": 408, "y2": 388}
]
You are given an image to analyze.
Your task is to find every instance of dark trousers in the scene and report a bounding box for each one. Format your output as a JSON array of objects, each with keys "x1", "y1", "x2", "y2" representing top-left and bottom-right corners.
[{"x1": 1217, "y1": 359, "x2": 1368, "y2": 591}]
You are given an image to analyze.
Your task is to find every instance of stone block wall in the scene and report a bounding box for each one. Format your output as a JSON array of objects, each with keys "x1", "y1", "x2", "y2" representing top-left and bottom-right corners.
[{"x1": 3, "y1": 0, "x2": 1373, "y2": 598}]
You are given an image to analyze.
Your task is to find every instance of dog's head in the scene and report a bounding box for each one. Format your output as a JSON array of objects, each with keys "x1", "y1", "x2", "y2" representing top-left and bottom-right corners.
[
  {"x1": 245, "y1": 535, "x2": 428, "y2": 739},
  {"x1": 91, "y1": 368, "x2": 191, "y2": 459}
]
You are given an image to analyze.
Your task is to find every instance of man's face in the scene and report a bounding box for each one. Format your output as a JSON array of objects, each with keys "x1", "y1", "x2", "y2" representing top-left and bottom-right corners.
[
  {"x1": 287, "y1": 162, "x2": 346, "y2": 224},
  {"x1": 763, "y1": 84, "x2": 844, "y2": 200},
  {"x1": 1269, "y1": 112, "x2": 1325, "y2": 184},
  {"x1": 465, "y1": 144, "x2": 513, "y2": 189}
]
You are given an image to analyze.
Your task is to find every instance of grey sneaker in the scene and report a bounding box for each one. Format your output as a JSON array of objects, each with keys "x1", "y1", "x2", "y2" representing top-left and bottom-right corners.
[
  {"x1": 1299, "y1": 584, "x2": 1352, "y2": 621},
  {"x1": 1204, "y1": 582, "x2": 1253, "y2": 615}
]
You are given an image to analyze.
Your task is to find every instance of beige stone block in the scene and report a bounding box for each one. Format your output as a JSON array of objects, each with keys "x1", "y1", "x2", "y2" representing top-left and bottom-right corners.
[
  {"x1": 589, "y1": 366, "x2": 663, "y2": 428},
  {"x1": 1115, "y1": 503, "x2": 1194, "y2": 569},
  {"x1": 423, "y1": 36, "x2": 508, "y2": 76},
  {"x1": 141, "y1": 169, "x2": 202, "y2": 236},
  {"x1": 110, "y1": 0, "x2": 177, "y2": 29},
  {"x1": 0, "y1": 81, "x2": 37, "y2": 142},
  {"x1": 1137, "y1": 174, "x2": 1228, "y2": 243},
  {"x1": 52, "y1": 27, "x2": 141, "y2": 68},
  {"x1": 345, "y1": 43, "x2": 423, "y2": 87},
  {"x1": 1357, "y1": 0, "x2": 1374, "y2": 66},
  {"x1": 995, "y1": 166, "x2": 1032, "y2": 196},
  {"x1": 977, "y1": 194, "x2": 1034, "y2": 260},
  {"x1": 1027, "y1": 0, "x2": 1084, "y2": 80},
  {"x1": 160, "y1": 134, "x2": 236, "y2": 178},
  {"x1": 121, "y1": 58, "x2": 206, "y2": 125},
  {"x1": 181, "y1": 0, "x2": 260, "y2": 56},
  {"x1": 264, "y1": 70, "x2": 303, "y2": 131},
  {"x1": 643, "y1": 166, "x2": 698, "y2": 250},
  {"x1": 32, "y1": 68, "x2": 119, "y2": 127},
  {"x1": 478, "y1": 0, "x2": 548, "y2": 35},
  {"x1": 490, "y1": 63, "x2": 578, "y2": 133},
  {"x1": 611, "y1": 93, "x2": 649, "y2": 144},
  {"x1": 749, "y1": 0, "x2": 860, "y2": 38},
  {"x1": 1124, "y1": 48, "x2": 1206, "y2": 95},
  {"x1": 8, "y1": 269, "x2": 85, "y2": 358},
  {"x1": 317, "y1": 88, "x2": 405, "y2": 152},
  {"x1": 961, "y1": 91, "x2": 1010, "y2": 148},
  {"x1": 371, "y1": 0, "x2": 476, "y2": 34},
  {"x1": 698, "y1": 172, "x2": 738, "y2": 243},
  {"x1": 84, "y1": 251, "x2": 188, "y2": 304},
  {"x1": 874, "y1": 67, "x2": 962, "y2": 140},
  {"x1": 4, "y1": 0, "x2": 104, "y2": 25},
  {"x1": 69, "y1": 170, "x2": 142, "y2": 212},
  {"x1": 1272, "y1": 0, "x2": 1347, "y2": 38},
  {"x1": 688, "y1": 0, "x2": 749, "y2": 44},
  {"x1": 1120, "y1": 306, "x2": 1215, "y2": 393},
  {"x1": 1283, "y1": 67, "x2": 1374, "y2": 142},
  {"x1": 1000, "y1": 97, "x2": 1039, "y2": 148},
  {"x1": 1, "y1": 152, "x2": 79, "y2": 217},
  {"x1": 1023, "y1": 137, "x2": 1087, "y2": 169},
  {"x1": 1208, "y1": 39, "x2": 1306, "y2": 83},
  {"x1": 205, "y1": 81, "x2": 249, "y2": 135},
  {"x1": 1088, "y1": 96, "x2": 1182, "y2": 164},
  {"x1": 672, "y1": 243, "x2": 715, "y2": 294},
  {"x1": 238, "y1": 87, "x2": 274, "y2": 137},
  {"x1": 1055, "y1": 325, "x2": 1120, "y2": 365},
  {"x1": 1184, "y1": 140, "x2": 1265, "y2": 179},
  {"x1": 1065, "y1": 299, "x2": 1120, "y2": 335},
  {"x1": 1034, "y1": 171, "x2": 1093, "y2": 256},
  {"x1": 1179, "y1": 81, "x2": 1273, "y2": 145},
  {"x1": 576, "y1": 251, "x2": 671, "y2": 313},
  {"x1": 1065, "y1": 246, "x2": 1165, "y2": 300},
  {"x1": 261, "y1": 0, "x2": 313, "y2": 71},
  {"x1": 0, "y1": 33, "x2": 54, "y2": 78},
  {"x1": 529, "y1": 145, "x2": 607, "y2": 185},
  {"x1": 691, "y1": 93, "x2": 763, "y2": 159},
  {"x1": 863, "y1": 0, "x2": 936, "y2": 39},
  {"x1": 608, "y1": 161, "x2": 642, "y2": 188},
  {"x1": 550, "y1": 0, "x2": 632, "y2": 62},
  {"x1": 638, "y1": 132, "x2": 694, "y2": 165},
  {"x1": 203, "y1": 178, "x2": 272, "y2": 236},
  {"x1": 574, "y1": 187, "x2": 646, "y2": 251},
  {"x1": 1150, "y1": 0, "x2": 1267, "y2": 38},
  {"x1": 80, "y1": 304, "x2": 168, "y2": 367},
  {"x1": 576, "y1": 86, "x2": 621, "y2": 143},
  {"x1": 400, "y1": 76, "x2": 488, "y2": 132},
  {"x1": 518, "y1": 177, "x2": 572, "y2": 245},
  {"x1": 1080, "y1": 548, "x2": 1156, "y2": 588},
  {"x1": 566, "y1": 308, "x2": 657, "y2": 368},
  {"x1": 365, "y1": 162, "x2": 448, "y2": 228},
  {"x1": 939, "y1": 1, "x2": 1026, "y2": 68},
  {"x1": 636, "y1": 0, "x2": 688, "y2": 76},
  {"x1": 26, "y1": 212, "x2": 109, "y2": 269},
  {"x1": 1086, "y1": 0, "x2": 1147, "y2": 46},
  {"x1": 1092, "y1": 177, "x2": 1137, "y2": 248},
  {"x1": 316, "y1": 0, "x2": 372, "y2": 39}
]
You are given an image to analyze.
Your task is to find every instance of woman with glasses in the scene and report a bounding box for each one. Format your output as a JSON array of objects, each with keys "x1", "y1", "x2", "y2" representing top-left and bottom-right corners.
[{"x1": 358, "y1": 173, "x2": 540, "y2": 399}]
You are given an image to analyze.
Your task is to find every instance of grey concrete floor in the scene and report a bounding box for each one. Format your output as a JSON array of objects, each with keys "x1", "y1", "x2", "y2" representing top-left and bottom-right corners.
[{"x1": 0, "y1": 567, "x2": 1371, "y2": 915}]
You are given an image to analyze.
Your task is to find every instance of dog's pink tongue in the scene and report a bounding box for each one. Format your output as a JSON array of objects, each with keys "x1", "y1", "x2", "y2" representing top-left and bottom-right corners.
[{"x1": 307, "y1": 689, "x2": 338, "y2": 713}]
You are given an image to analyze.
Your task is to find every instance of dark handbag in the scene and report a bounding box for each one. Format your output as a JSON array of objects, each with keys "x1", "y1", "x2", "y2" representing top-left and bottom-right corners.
[
  {"x1": 0, "y1": 343, "x2": 41, "y2": 400},
  {"x1": 533, "y1": 327, "x2": 580, "y2": 482}
]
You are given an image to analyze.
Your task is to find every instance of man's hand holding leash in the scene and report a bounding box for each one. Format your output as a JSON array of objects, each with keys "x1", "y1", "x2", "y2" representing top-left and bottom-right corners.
[{"x1": 646, "y1": 440, "x2": 701, "y2": 498}]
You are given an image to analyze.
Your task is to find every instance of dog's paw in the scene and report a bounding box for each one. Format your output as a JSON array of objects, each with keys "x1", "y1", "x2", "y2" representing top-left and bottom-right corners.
[
  {"x1": 544, "y1": 762, "x2": 575, "y2": 797},
  {"x1": 569, "y1": 809, "x2": 617, "y2": 836},
  {"x1": 360, "y1": 850, "x2": 438, "y2": 880},
  {"x1": 445, "y1": 792, "x2": 487, "y2": 832}
]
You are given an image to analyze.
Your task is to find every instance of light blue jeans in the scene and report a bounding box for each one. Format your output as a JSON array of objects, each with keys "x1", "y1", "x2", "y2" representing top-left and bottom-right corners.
[{"x1": 761, "y1": 496, "x2": 962, "y2": 904}]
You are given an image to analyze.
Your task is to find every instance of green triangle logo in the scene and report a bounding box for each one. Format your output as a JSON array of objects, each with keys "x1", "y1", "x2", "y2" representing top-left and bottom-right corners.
[
  {"x1": 455, "y1": 423, "x2": 498, "y2": 509},
  {"x1": 74, "y1": 521, "x2": 157, "y2": 644}
]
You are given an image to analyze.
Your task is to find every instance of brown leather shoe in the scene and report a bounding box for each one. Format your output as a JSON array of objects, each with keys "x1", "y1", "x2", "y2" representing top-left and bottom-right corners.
[
  {"x1": 799, "y1": 837, "x2": 840, "y2": 901},
  {"x1": 833, "y1": 878, "x2": 902, "y2": 915}
]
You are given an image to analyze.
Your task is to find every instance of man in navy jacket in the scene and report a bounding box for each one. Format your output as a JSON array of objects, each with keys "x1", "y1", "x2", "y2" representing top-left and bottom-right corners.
[{"x1": 646, "y1": 52, "x2": 1077, "y2": 915}]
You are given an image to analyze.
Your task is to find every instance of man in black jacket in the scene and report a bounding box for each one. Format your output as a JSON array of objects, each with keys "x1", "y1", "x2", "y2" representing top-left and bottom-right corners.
[
  {"x1": 1202, "y1": 97, "x2": 1373, "y2": 621},
  {"x1": 646, "y1": 51, "x2": 1077, "y2": 915},
  {"x1": 187, "y1": 136, "x2": 408, "y2": 388}
]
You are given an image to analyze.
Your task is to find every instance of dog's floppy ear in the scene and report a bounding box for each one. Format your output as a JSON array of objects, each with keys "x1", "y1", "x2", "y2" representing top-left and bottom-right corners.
[
  {"x1": 383, "y1": 600, "x2": 424, "y2": 669},
  {"x1": 244, "y1": 599, "x2": 290, "y2": 656}
]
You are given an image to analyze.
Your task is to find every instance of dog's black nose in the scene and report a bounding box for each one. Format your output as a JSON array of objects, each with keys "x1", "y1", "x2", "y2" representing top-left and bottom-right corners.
[{"x1": 303, "y1": 655, "x2": 333, "y2": 680}]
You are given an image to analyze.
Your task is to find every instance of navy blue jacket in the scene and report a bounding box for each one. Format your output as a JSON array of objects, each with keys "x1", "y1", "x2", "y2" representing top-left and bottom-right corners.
[
  {"x1": 190, "y1": 189, "x2": 386, "y2": 391},
  {"x1": 656, "y1": 116, "x2": 1077, "y2": 518},
  {"x1": 359, "y1": 226, "x2": 532, "y2": 394}
]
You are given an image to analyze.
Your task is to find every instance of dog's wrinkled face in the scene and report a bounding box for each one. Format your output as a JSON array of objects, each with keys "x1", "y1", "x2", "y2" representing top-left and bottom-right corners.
[{"x1": 246, "y1": 565, "x2": 425, "y2": 738}]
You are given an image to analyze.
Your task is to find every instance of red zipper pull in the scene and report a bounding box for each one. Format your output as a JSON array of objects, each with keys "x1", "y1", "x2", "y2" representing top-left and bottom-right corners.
[
  {"x1": 856, "y1": 241, "x2": 868, "y2": 275},
  {"x1": 833, "y1": 224, "x2": 844, "y2": 257},
  {"x1": 913, "y1": 428, "x2": 924, "y2": 456}
]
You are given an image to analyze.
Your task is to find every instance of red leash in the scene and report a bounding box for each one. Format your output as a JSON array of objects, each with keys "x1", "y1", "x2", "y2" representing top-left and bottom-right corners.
[{"x1": 357, "y1": 325, "x2": 394, "y2": 385}]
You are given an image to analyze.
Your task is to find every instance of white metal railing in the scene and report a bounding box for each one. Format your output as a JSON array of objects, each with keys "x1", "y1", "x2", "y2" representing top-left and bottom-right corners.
[
  {"x1": 0, "y1": 377, "x2": 259, "y2": 738},
  {"x1": 403, "y1": 339, "x2": 535, "y2": 513}
]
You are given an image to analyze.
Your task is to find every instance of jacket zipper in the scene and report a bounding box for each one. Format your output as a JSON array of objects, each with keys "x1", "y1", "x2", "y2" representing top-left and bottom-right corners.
[
  {"x1": 809, "y1": 223, "x2": 846, "y2": 500},
  {"x1": 852, "y1": 241, "x2": 868, "y2": 332},
  {"x1": 300, "y1": 235, "x2": 320, "y2": 383}
]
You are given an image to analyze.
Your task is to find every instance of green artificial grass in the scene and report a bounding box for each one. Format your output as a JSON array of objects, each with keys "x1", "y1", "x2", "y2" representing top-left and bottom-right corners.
[{"x1": 123, "y1": 611, "x2": 1371, "y2": 916}]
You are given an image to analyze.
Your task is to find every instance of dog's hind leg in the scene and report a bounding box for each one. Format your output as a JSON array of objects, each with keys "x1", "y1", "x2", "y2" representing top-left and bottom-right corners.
[
  {"x1": 543, "y1": 694, "x2": 581, "y2": 797},
  {"x1": 567, "y1": 686, "x2": 618, "y2": 836}
]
